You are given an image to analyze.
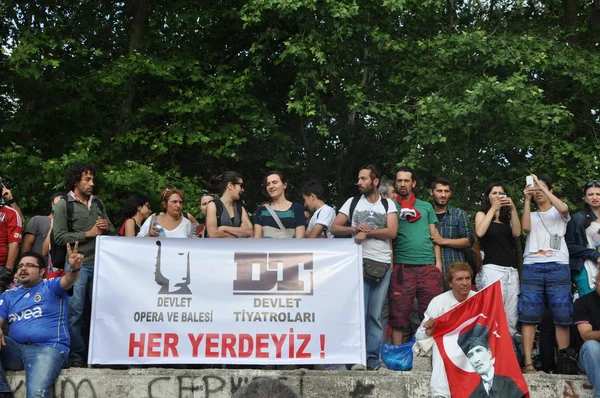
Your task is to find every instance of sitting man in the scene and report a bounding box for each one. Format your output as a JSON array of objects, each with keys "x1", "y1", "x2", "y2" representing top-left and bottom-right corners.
[
  {"x1": 0, "y1": 244, "x2": 83, "y2": 398},
  {"x1": 574, "y1": 270, "x2": 600, "y2": 397},
  {"x1": 416, "y1": 261, "x2": 476, "y2": 398}
]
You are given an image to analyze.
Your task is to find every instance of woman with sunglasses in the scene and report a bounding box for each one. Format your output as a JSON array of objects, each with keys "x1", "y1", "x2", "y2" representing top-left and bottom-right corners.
[
  {"x1": 204, "y1": 172, "x2": 253, "y2": 238},
  {"x1": 519, "y1": 174, "x2": 572, "y2": 374},
  {"x1": 197, "y1": 193, "x2": 215, "y2": 237},
  {"x1": 566, "y1": 180, "x2": 600, "y2": 296},
  {"x1": 474, "y1": 182, "x2": 521, "y2": 337},
  {"x1": 138, "y1": 187, "x2": 195, "y2": 238},
  {"x1": 119, "y1": 194, "x2": 152, "y2": 236},
  {"x1": 254, "y1": 171, "x2": 306, "y2": 238}
]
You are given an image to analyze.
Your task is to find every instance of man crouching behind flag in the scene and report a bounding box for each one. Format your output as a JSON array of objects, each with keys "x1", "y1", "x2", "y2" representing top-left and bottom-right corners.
[{"x1": 417, "y1": 262, "x2": 528, "y2": 397}]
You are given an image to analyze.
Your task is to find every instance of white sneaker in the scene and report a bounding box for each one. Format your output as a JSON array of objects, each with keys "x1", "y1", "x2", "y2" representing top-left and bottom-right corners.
[{"x1": 351, "y1": 364, "x2": 366, "y2": 371}]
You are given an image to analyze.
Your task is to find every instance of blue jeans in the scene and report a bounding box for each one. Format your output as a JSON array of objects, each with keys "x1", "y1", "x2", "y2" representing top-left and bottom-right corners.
[
  {"x1": 0, "y1": 336, "x2": 67, "y2": 398},
  {"x1": 578, "y1": 340, "x2": 600, "y2": 398},
  {"x1": 67, "y1": 263, "x2": 94, "y2": 364},
  {"x1": 364, "y1": 266, "x2": 391, "y2": 369}
]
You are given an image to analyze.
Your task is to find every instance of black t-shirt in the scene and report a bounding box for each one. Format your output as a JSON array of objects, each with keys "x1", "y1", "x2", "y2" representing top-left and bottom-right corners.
[
  {"x1": 436, "y1": 212, "x2": 446, "y2": 223},
  {"x1": 574, "y1": 290, "x2": 600, "y2": 331}
]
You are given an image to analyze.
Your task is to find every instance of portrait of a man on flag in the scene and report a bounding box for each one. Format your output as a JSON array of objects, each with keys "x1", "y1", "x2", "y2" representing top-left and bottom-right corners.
[{"x1": 432, "y1": 280, "x2": 529, "y2": 397}]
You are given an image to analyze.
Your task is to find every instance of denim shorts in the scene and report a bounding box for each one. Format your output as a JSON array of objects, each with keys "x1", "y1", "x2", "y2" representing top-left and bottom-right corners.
[{"x1": 518, "y1": 262, "x2": 573, "y2": 325}]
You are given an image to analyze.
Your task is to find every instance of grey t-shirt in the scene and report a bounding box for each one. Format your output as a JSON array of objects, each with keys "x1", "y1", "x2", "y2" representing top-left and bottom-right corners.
[{"x1": 24, "y1": 215, "x2": 51, "y2": 256}]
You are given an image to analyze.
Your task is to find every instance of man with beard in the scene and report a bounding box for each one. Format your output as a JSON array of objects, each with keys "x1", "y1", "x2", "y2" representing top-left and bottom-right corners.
[
  {"x1": 53, "y1": 163, "x2": 114, "y2": 368},
  {"x1": 331, "y1": 165, "x2": 398, "y2": 370},
  {"x1": 429, "y1": 178, "x2": 474, "y2": 289},
  {"x1": 390, "y1": 166, "x2": 443, "y2": 345}
]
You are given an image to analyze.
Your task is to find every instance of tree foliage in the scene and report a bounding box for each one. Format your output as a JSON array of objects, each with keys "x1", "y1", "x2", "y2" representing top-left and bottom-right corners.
[{"x1": 1, "y1": 0, "x2": 599, "y2": 223}]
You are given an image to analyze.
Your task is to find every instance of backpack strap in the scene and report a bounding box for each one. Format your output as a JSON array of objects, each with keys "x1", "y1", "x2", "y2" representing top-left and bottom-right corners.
[
  {"x1": 348, "y1": 195, "x2": 362, "y2": 223},
  {"x1": 66, "y1": 199, "x2": 74, "y2": 233}
]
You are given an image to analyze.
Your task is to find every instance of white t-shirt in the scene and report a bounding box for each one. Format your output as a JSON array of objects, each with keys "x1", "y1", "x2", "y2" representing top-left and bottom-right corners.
[
  {"x1": 138, "y1": 216, "x2": 195, "y2": 238},
  {"x1": 523, "y1": 206, "x2": 570, "y2": 264},
  {"x1": 339, "y1": 195, "x2": 396, "y2": 263},
  {"x1": 307, "y1": 204, "x2": 336, "y2": 238},
  {"x1": 583, "y1": 221, "x2": 600, "y2": 289},
  {"x1": 415, "y1": 290, "x2": 477, "y2": 398}
]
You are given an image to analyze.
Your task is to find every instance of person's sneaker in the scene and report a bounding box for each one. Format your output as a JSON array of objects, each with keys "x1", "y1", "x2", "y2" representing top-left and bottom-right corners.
[
  {"x1": 367, "y1": 365, "x2": 381, "y2": 371},
  {"x1": 350, "y1": 364, "x2": 366, "y2": 371},
  {"x1": 66, "y1": 361, "x2": 84, "y2": 369}
]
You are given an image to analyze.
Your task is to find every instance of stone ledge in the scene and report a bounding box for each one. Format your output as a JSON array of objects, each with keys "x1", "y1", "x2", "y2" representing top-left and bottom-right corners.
[{"x1": 5, "y1": 368, "x2": 592, "y2": 397}]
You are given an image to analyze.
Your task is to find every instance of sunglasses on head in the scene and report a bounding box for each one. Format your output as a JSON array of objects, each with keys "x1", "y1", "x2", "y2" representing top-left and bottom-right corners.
[{"x1": 585, "y1": 180, "x2": 600, "y2": 188}]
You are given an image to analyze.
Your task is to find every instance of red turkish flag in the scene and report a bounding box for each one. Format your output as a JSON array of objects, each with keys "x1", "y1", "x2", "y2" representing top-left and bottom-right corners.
[{"x1": 433, "y1": 281, "x2": 529, "y2": 398}]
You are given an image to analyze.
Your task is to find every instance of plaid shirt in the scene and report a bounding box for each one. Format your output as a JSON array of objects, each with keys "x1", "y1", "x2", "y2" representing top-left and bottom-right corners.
[{"x1": 436, "y1": 206, "x2": 474, "y2": 268}]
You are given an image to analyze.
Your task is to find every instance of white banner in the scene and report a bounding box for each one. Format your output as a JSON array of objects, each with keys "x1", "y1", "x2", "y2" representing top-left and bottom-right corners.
[{"x1": 89, "y1": 237, "x2": 365, "y2": 365}]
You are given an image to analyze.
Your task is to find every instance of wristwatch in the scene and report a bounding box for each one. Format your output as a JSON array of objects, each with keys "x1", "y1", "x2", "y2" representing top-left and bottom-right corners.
[
  {"x1": 5, "y1": 198, "x2": 15, "y2": 205},
  {"x1": 70, "y1": 268, "x2": 81, "y2": 273}
]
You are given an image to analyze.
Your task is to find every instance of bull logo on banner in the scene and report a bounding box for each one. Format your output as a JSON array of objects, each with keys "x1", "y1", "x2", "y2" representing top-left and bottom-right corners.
[
  {"x1": 434, "y1": 281, "x2": 529, "y2": 398},
  {"x1": 232, "y1": 252, "x2": 314, "y2": 295},
  {"x1": 154, "y1": 241, "x2": 192, "y2": 295}
]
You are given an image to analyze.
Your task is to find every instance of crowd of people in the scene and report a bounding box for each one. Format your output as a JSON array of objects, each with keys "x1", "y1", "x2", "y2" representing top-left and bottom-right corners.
[{"x1": 1, "y1": 162, "x2": 600, "y2": 398}]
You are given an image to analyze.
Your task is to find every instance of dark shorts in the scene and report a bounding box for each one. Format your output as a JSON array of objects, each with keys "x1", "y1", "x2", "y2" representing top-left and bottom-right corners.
[
  {"x1": 388, "y1": 264, "x2": 444, "y2": 329},
  {"x1": 518, "y1": 262, "x2": 573, "y2": 325}
]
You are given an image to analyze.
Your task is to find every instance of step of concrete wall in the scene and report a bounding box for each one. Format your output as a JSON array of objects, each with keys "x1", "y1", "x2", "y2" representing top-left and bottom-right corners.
[{"x1": 5, "y1": 368, "x2": 592, "y2": 398}]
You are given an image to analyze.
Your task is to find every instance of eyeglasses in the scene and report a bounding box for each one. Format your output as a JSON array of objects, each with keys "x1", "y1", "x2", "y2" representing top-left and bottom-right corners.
[
  {"x1": 585, "y1": 180, "x2": 600, "y2": 187},
  {"x1": 17, "y1": 263, "x2": 42, "y2": 270},
  {"x1": 233, "y1": 182, "x2": 244, "y2": 189}
]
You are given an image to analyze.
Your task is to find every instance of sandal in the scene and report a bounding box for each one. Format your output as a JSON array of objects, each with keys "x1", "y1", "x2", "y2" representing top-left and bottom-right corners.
[{"x1": 522, "y1": 364, "x2": 537, "y2": 374}]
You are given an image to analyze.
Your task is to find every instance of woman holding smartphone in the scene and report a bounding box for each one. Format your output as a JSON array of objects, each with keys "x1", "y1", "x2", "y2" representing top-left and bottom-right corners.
[
  {"x1": 474, "y1": 182, "x2": 521, "y2": 337},
  {"x1": 519, "y1": 175, "x2": 572, "y2": 374}
]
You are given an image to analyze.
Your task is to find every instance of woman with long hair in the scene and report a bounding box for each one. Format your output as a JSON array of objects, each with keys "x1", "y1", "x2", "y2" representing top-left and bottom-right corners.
[
  {"x1": 566, "y1": 180, "x2": 600, "y2": 296},
  {"x1": 204, "y1": 172, "x2": 253, "y2": 238},
  {"x1": 474, "y1": 182, "x2": 521, "y2": 337},
  {"x1": 519, "y1": 175, "x2": 572, "y2": 374},
  {"x1": 119, "y1": 194, "x2": 151, "y2": 236},
  {"x1": 197, "y1": 193, "x2": 215, "y2": 237},
  {"x1": 138, "y1": 187, "x2": 195, "y2": 238},
  {"x1": 253, "y1": 171, "x2": 306, "y2": 238}
]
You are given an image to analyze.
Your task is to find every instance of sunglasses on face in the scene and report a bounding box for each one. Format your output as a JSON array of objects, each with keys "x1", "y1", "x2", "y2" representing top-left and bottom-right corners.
[{"x1": 232, "y1": 182, "x2": 244, "y2": 189}]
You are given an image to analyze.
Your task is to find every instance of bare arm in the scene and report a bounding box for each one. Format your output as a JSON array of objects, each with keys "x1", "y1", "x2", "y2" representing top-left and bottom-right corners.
[
  {"x1": 577, "y1": 323, "x2": 600, "y2": 342},
  {"x1": 21, "y1": 234, "x2": 35, "y2": 253},
  {"x1": 294, "y1": 225, "x2": 306, "y2": 239},
  {"x1": 430, "y1": 224, "x2": 442, "y2": 271},
  {"x1": 475, "y1": 209, "x2": 496, "y2": 238},
  {"x1": 306, "y1": 224, "x2": 326, "y2": 238},
  {"x1": 206, "y1": 202, "x2": 234, "y2": 238},
  {"x1": 6, "y1": 242, "x2": 19, "y2": 269},
  {"x1": 218, "y1": 207, "x2": 254, "y2": 238},
  {"x1": 124, "y1": 218, "x2": 137, "y2": 237},
  {"x1": 363, "y1": 212, "x2": 398, "y2": 240},
  {"x1": 330, "y1": 213, "x2": 357, "y2": 236},
  {"x1": 521, "y1": 186, "x2": 533, "y2": 233},
  {"x1": 508, "y1": 198, "x2": 522, "y2": 238}
]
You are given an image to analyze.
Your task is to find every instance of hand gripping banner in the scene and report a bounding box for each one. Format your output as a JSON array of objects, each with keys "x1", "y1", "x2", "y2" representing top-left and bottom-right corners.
[
  {"x1": 433, "y1": 281, "x2": 529, "y2": 398},
  {"x1": 88, "y1": 237, "x2": 365, "y2": 365}
]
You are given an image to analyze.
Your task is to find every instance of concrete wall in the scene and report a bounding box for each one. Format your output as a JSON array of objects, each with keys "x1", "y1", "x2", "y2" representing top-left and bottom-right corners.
[{"x1": 5, "y1": 368, "x2": 594, "y2": 398}]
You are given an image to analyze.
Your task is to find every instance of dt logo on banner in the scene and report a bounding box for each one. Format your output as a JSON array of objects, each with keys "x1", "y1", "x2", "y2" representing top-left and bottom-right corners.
[{"x1": 232, "y1": 252, "x2": 313, "y2": 295}]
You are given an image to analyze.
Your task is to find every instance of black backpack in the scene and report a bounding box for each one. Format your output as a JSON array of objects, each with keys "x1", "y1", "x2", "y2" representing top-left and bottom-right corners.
[
  {"x1": 214, "y1": 199, "x2": 243, "y2": 227},
  {"x1": 334, "y1": 195, "x2": 389, "y2": 238},
  {"x1": 50, "y1": 197, "x2": 105, "y2": 269}
]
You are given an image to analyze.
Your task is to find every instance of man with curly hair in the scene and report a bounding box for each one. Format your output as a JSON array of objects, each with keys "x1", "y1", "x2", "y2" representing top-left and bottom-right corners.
[{"x1": 52, "y1": 163, "x2": 114, "y2": 368}]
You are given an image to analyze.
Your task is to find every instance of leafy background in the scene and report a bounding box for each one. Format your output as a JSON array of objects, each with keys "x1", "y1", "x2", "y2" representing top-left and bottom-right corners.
[{"x1": 1, "y1": 0, "x2": 598, "y2": 224}]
